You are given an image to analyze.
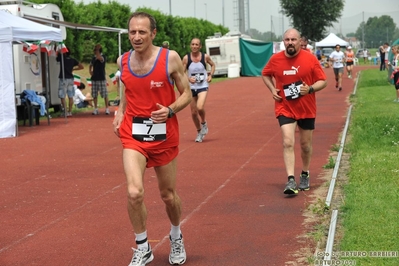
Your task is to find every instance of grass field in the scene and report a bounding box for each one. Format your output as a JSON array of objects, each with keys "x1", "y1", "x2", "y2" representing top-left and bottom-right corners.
[{"x1": 335, "y1": 68, "x2": 399, "y2": 265}]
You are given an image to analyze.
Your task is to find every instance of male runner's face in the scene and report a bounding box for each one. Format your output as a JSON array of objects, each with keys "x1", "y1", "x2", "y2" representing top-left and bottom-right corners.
[
  {"x1": 190, "y1": 39, "x2": 201, "y2": 53},
  {"x1": 128, "y1": 16, "x2": 156, "y2": 53},
  {"x1": 300, "y1": 39, "x2": 308, "y2": 50},
  {"x1": 283, "y1": 30, "x2": 300, "y2": 56}
]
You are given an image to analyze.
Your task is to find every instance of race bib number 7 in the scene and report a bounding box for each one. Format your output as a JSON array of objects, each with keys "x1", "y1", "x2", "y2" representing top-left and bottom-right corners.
[
  {"x1": 283, "y1": 80, "x2": 303, "y2": 100},
  {"x1": 132, "y1": 117, "x2": 166, "y2": 142}
]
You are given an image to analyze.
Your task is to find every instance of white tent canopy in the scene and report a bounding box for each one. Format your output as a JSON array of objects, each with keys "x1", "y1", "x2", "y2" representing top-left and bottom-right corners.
[
  {"x1": 0, "y1": 22, "x2": 12, "y2": 42},
  {"x1": 1, "y1": 11, "x2": 62, "y2": 41},
  {"x1": 316, "y1": 33, "x2": 349, "y2": 47},
  {"x1": 0, "y1": 11, "x2": 62, "y2": 138}
]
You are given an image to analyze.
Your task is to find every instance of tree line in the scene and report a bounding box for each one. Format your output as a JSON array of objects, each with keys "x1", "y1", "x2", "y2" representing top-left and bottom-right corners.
[{"x1": 32, "y1": 0, "x2": 229, "y2": 63}]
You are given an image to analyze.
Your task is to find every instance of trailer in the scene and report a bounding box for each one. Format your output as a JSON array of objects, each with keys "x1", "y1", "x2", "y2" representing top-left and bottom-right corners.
[
  {"x1": 205, "y1": 32, "x2": 260, "y2": 76},
  {"x1": 0, "y1": 0, "x2": 66, "y2": 111}
]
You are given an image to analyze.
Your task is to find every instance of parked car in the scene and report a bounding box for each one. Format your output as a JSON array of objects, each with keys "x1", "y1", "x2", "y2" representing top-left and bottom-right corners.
[{"x1": 321, "y1": 48, "x2": 334, "y2": 60}]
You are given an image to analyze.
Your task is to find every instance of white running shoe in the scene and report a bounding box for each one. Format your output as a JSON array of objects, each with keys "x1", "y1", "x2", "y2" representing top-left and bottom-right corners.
[
  {"x1": 169, "y1": 235, "x2": 186, "y2": 265},
  {"x1": 92, "y1": 109, "x2": 99, "y2": 115},
  {"x1": 105, "y1": 108, "x2": 110, "y2": 115},
  {"x1": 195, "y1": 132, "x2": 203, "y2": 143},
  {"x1": 200, "y1": 122, "x2": 208, "y2": 135},
  {"x1": 128, "y1": 247, "x2": 154, "y2": 266}
]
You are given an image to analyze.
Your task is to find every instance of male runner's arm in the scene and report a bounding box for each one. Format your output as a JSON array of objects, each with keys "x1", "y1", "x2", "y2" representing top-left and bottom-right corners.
[
  {"x1": 112, "y1": 56, "x2": 126, "y2": 137},
  {"x1": 205, "y1": 54, "x2": 216, "y2": 83},
  {"x1": 151, "y1": 50, "x2": 192, "y2": 123}
]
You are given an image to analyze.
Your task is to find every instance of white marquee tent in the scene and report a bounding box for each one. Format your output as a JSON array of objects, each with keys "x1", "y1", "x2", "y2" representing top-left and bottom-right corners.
[
  {"x1": 0, "y1": 11, "x2": 62, "y2": 138},
  {"x1": 316, "y1": 33, "x2": 349, "y2": 47}
]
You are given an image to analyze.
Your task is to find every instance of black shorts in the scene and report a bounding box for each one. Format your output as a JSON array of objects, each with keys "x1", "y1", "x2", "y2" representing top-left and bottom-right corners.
[
  {"x1": 278, "y1": 115, "x2": 315, "y2": 130},
  {"x1": 346, "y1": 62, "x2": 353, "y2": 66},
  {"x1": 191, "y1": 87, "x2": 208, "y2": 97},
  {"x1": 394, "y1": 72, "x2": 399, "y2": 90}
]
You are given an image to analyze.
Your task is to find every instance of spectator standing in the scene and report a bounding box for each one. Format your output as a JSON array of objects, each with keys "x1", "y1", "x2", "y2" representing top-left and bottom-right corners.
[
  {"x1": 329, "y1": 44, "x2": 346, "y2": 91},
  {"x1": 315, "y1": 47, "x2": 322, "y2": 61},
  {"x1": 182, "y1": 38, "x2": 216, "y2": 142},
  {"x1": 261, "y1": 28, "x2": 327, "y2": 194},
  {"x1": 112, "y1": 11, "x2": 192, "y2": 266},
  {"x1": 90, "y1": 44, "x2": 110, "y2": 115},
  {"x1": 379, "y1": 43, "x2": 388, "y2": 71},
  {"x1": 388, "y1": 45, "x2": 399, "y2": 102},
  {"x1": 56, "y1": 50, "x2": 84, "y2": 116},
  {"x1": 385, "y1": 44, "x2": 391, "y2": 70},
  {"x1": 363, "y1": 48, "x2": 368, "y2": 63}
]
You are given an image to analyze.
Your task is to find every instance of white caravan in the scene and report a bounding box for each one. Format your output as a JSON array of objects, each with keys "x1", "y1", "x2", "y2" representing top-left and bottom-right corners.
[
  {"x1": 205, "y1": 31, "x2": 257, "y2": 76},
  {"x1": 0, "y1": 0, "x2": 66, "y2": 110}
]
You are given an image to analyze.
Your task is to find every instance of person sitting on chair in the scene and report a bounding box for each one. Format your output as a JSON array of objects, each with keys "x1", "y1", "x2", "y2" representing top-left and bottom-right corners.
[{"x1": 73, "y1": 82, "x2": 94, "y2": 109}]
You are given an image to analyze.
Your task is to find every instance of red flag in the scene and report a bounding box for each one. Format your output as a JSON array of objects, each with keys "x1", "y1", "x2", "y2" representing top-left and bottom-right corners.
[
  {"x1": 57, "y1": 43, "x2": 69, "y2": 54},
  {"x1": 40, "y1": 40, "x2": 51, "y2": 53},
  {"x1": 22, "y1": 42, "x2": 38, "y2": 54}
]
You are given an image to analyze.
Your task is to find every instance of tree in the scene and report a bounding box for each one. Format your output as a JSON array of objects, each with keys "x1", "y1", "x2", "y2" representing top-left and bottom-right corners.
[
  {"x1": 354, "y1": 15, "x2": 397, "y2": 48},
  {"x1": 280, "y1": 0, "x2": 344, "y2": 41}
]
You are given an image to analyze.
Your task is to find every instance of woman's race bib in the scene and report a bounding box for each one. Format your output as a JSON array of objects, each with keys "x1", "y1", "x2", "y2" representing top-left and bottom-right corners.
[{"x1": 132, "y1": 117, "x2": 166, "y2": 142}]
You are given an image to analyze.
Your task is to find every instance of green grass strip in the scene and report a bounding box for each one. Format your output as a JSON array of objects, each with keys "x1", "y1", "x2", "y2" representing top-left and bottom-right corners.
[{"x1": 338, "y1": 69, "x2": 399, "y2": 265}]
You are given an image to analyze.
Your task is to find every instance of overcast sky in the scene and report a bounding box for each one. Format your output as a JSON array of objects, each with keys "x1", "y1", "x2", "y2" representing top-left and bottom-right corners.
[{"x1": 81, "y1": 0, "x2": 399, "y2": 36}]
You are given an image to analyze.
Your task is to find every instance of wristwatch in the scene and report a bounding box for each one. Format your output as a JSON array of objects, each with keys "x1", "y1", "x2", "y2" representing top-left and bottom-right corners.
[
  {"x1": 167, "y1": 107, "x2": 175, "y2": 118},
  {"x1": 309, "y1": 86, "x2": 315, "y2": 94}
]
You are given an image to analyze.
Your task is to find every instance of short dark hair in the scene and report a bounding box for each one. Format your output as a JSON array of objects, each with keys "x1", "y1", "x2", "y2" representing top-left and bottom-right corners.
[
  {"x1": 78, "y1": 82, "x2": 85, "y2": 89},
  {"x1": 94, "y1": 44, "x2": 102, "y2": 53},
  {"x1": 128, "y1": 12, "x2": 156, "y2": 32}
]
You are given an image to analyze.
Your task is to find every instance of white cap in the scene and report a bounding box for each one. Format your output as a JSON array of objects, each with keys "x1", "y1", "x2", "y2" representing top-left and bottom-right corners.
[{"x1": 347, "y1": 46, "x2": 352, "y2": 49}]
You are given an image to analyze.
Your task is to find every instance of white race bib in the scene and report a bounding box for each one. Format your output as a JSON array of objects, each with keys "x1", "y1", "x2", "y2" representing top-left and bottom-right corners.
[
  {"x1": 132, "y1": 117, "x2": 166, "y2": 142},
  {"x1": 191, "y1": 72, "x2": 205, "y2": 83},
  {"x1": 283, "y1": 81, "x2": 303, "y2": 100}
]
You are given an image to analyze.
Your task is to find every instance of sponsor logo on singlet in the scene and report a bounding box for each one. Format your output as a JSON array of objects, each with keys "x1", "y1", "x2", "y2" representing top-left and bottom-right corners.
[{"x1": 150, "y1": 80, "x2": 164, "y2": 89}]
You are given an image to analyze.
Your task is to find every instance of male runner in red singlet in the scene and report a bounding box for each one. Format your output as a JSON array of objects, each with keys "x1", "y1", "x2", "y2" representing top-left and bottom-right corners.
[
  {"x1": 262, "y1": 28, "x2": 327, "y2": 195},
  {"x1": 112, "y1": 11, "x2": 192, "y2": 266}
]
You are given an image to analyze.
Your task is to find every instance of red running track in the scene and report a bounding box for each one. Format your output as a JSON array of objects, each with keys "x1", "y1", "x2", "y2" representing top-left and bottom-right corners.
[{"x1": 0, "y1": 65, "x2": 373, "y2": 265}]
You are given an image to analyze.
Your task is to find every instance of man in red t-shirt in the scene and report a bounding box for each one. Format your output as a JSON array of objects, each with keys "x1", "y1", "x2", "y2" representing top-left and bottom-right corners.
[{"x1": 262, "y1": 28, "x2": 327, "y2": 195}]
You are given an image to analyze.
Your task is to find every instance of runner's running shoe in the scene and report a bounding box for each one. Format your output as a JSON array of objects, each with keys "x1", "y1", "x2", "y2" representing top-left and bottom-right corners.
[
  {"x1": 200, "y1": 122, "x2": 208, "y2": 135},
  {"x1": 128, "y1": 247, "x2": 154, "y2": 266},
  {"x1": 195, "y1": 132, "x2": 204, "y2": 143},
  {"x1": 169, "y1": 235, "x2": 186, "y2": 265},
  {"x1": 298, "y1": 172, "x2": 310, "y2": 191},
  {"x1": 284, "y1": 178, "x2": 298, "y2": 194}
]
